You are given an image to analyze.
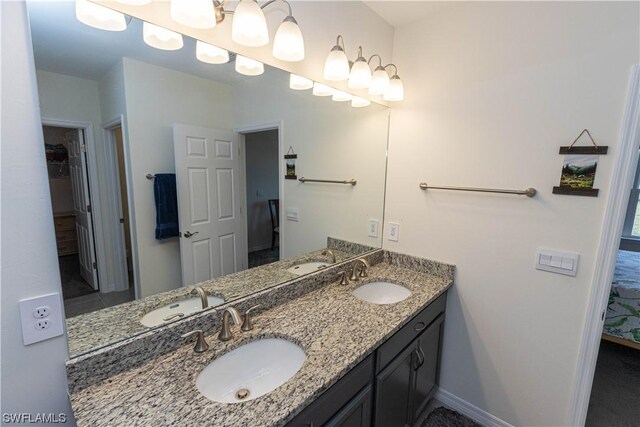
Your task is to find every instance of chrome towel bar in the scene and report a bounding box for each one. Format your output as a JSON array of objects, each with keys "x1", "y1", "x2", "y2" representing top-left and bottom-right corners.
[
  {"x1": 299, "y1": 177, "x2": 357, "y2": 186},
  {"x1": 419, "y1": 182, "x2": 536, "y2": 198}
]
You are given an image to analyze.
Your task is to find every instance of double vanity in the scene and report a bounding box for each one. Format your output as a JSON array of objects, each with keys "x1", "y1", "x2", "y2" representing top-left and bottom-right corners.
[{"x1": 66, "y1": 250, "x2": 454, "y2": 426}]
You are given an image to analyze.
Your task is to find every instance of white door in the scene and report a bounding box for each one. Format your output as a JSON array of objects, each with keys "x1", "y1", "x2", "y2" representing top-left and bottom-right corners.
[
  {"x1": 173, "y1": 124, "x2": 246, "y2": 286},
  {"x1": 68, "y1": 129, "x2": 99, "y2": 289}
]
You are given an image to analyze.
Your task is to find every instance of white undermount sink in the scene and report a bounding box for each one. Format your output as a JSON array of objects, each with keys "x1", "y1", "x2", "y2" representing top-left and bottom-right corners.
[
  {"x1": 352, "y1": 281, "x2": 412, "y2": 305},
  {"x1": 139, "y1": 296, "x2": 224, "y2": 327},
  {"x1": 196, "y1": 338, "x2": 306, "y2": 403},
  {"x1": 286, "y1": 262, "x2": 331, "y2": 276}
]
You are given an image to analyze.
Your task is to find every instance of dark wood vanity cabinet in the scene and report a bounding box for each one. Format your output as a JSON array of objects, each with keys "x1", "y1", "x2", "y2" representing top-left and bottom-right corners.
[{"x1": 287, "y1": 292, "x2": 447, "y2": 427}]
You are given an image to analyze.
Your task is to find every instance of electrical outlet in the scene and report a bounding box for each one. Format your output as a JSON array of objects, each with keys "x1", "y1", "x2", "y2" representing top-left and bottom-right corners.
[
  {"x1": 33, "y1": 306, "x2": 51, "y2": 319},
  {"x1": 19, "y1": 293, "x2": 64, "y2": 345},
  {"x1": 34, "y1": 319, "x2": 51, "y2": 330},
  {"x1": 368, "y1": 219, "x2": 379, "y2": 238},
  {"x1": 387, "y1": 222, "x2": 400, "y2": 242}
]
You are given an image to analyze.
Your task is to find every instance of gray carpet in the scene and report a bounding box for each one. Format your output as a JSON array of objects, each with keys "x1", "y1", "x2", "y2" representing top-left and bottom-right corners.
[
  {"x1": 422, "y1": 407, "x2": 481, "y2": 427},
  {"x1": 59, "y1": 254, "x2": 96, "y2": 299},
  {"x1": 585, "y1": 340, "x2": 640, "y2": 426},
  {"x1": 248, "y1": 247, "x2": 279, "y2": 268}
]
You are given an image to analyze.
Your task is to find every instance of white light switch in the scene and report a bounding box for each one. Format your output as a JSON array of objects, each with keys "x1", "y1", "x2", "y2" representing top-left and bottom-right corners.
[
  {"x1": 535, "y1": 249, "x2": 579, "y2": 277},
  {"x1": 368, "y1": 219, "x2": 379, "y2": 238},
  {"x1": 286, "y1": 207, "x2": 299, "y2": 222},
  {"x1": 19, "y1": 293, "x2": 64, "y2": 345},
  {"x1": 387, "y1": 222, "x2": 400, "y2": 242}
]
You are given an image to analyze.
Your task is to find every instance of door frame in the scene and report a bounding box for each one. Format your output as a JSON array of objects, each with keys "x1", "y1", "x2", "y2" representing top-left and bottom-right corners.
[
  {"x1": 569, "y1": 65, "x2": 640, "y2": 425},
  {"x1": 234, "y1": 121, "x2": 284, "y2": 262},
  {"x1": 41, "y1": 117, "x2": 105, "y2": 291},
  {"x1": 102, "y1": 116, "x2": 140, "y2": 298}
]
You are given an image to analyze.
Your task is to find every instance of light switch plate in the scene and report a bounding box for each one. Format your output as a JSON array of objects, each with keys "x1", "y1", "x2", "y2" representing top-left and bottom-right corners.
[
  {"x1": 19, "y1": 293, "x2": 64, "y2": 345},
  {"x1": 387, "y1": 222, "x2": 400, "y2": 242},
  {"x1": 535, "y1": 248, "x2": 579, "y2": 277},
  {"x1": 286, "y1": 207, "x2": 299, "y2": 222},
  {"x1": 368, "y1": 219, "x2": 379, "y2": 238}
]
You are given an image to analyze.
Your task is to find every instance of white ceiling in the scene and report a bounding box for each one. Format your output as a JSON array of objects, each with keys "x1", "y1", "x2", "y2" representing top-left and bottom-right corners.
[
  {"x1": 26, "y1": 0, "x2": 261, "y2": 85},
  {"x1": 363, "y1": 1, "x2": 455, "y2": 28}
]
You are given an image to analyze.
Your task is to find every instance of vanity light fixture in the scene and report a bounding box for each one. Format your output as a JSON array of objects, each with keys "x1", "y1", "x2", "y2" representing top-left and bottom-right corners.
[
  {"x1": 351, "y1": 96, "x2": 371, "y2": 108},
  {"x1": 289, "y1": 74, "x2": 314, "y2": 90},
  {"x1": 75, "y1": 0, "x2": 127, "y2": 31},
  {"x1": 235, "y1": 55, "x2": 264, "y2": 76},
  {"x1": 272, "y1": 15, "x2": 305, "y2": 62},
  {"x1": 114, "y1": 0, "x2": 152, "y2": 6},
  {"x1": 323, "y1": 35, "x2": 350, "y2": 81},
  {"x1": 232, "y1": 0, "x2": 270, "y2": 47},
  {"x1": 348, "y1": 47, "x2": 372, "y2": 90},
  {"x1": 143, "y1": 22, "x2": 184, "y2": 50},
  {"x1": 332, "y1": 90, "x2": 352, "y2": 102},
  {"x1": 196, "y1": 41, "x2": 229, "y2": 64},
  {"x1": 382, "y1": 64, "x2": 404, "y2": 102},
  {"x1": 312, "y1": 82, "x2": 334, "y2": 97},
  {"x1": 368, "y1": 55, "x2": 390, "y2": 96},
  {"x1": 170, "y1": 0, "x2": 216, "y2": 29}
]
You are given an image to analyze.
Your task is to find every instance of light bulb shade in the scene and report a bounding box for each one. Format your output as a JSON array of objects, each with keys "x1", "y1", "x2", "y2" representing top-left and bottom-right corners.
[
  {"x1": 383, "y1": 77, "x2": 405, "y2": 101},
  {"x1": 348, "y1": 59, "x2": 372, "y2": 89},
  {"x1": 312, "y1": 82, "x2": 334, "y2": 97},
  {"x1": 235, "y1": 55, "x2": 264, "y2": 76},
  {"x1": 143, "y1": 22, "x2": 184, "y2": 50},
  {"x1": 114, "y1": 0, "x2": 151, "y2": 5},
  {"x1": 332, "y1": 90, "x2": 352, "y2": 102},
  {"x1": 289, "y1": 74, "x2": 313, "y2": 90},
  {"x1": 351, "y1": 97, "x2": 371, "y2": 108},
  {"x1": 273, "y1": 17, "x2": 305, "y2": 62},
  {"x1": 232, "y1": 0, "x2": 269, "y2": 47},
  {"x1": 196, "y1": 41, "x2": 229, "y2": 64},
  {"x1": 368, "y1": 67, "x2": 390, "y2": 95},
  {"x1": 323, "y1": 48, "x2": 350, "y2": 81},
  {"x1": 76, "y1": 0, "x2": 127, "y2": 31},
  {"x1": 171, "y1": 0, "x2": 216, "y2": 29}
]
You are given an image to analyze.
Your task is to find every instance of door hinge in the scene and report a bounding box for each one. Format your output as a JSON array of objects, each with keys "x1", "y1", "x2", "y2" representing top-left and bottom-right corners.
[
  {"x1": 120, "y1": 218, "x2": 125, "y2": 224},
  {"x1": 92, "y1": 262, "x2": 97, "y2": 269},
  {"x1": 87, "y1": 204, "x2": 92, "y2": 213}
]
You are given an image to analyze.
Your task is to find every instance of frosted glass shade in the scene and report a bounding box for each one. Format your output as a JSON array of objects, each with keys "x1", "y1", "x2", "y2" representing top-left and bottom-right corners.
[
  {"x1": 232, "y1": 0, "x2": 269, "y2": 47},
  {"x1": 332, "y1": 90, "x2": 352, "y2": 102},
  {"x1": 323, "y1": 49, "x2": 350, "y2": 81},
  {"x1": 171, "y1": 0, "x2": 216, "y2": 29},
  {"x1": 196, "y1": 41, "x2": 229, "y2": 64},
  {"x1": 289, "y1": 74, "x2": 313, "y2": 90},
  {"x1": 383, "y1": 77, "x2": 405, "y2": 101},
  {"x1": 143, "y1": 22, "x2": 184, "y2": 50},
  {"x1": 114, "y1": 0, "x2": 151, "y2": 5},
  {"x1": 312, "y1": 82, "x2": 334, "y2": 97},
  {"x1": 351, "y1": 97, "x2": 371, "y2": 108},
  {"x1": 273, "y1": 18, "x2": 304, "y2": 62},
  {"x1": 76, "y1": 0, "x2": 126, "y2": 31},
  {"x1": 235, "y1": 55, "x2": 264, "y2": 76},
  {"x1": 348, "y1": 59, "x2": 372, "y2": 89},
  {"x1": 368, "y1": 67, "x2": 390, "y2": 95}
]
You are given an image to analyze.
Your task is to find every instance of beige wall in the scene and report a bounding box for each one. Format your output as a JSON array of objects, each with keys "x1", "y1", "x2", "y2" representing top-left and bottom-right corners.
[{"x1": 384, "y1": 2, "x2": 640, "y2": 425}]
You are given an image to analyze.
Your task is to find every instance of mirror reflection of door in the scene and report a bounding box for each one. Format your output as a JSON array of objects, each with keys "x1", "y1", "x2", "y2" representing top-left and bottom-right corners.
[
  {"x1": 243, "y1": 129, "x2": 281, "y2": 269},
  {"x1": 112, "y1": 126, "x2": 133, "y2": 288}
]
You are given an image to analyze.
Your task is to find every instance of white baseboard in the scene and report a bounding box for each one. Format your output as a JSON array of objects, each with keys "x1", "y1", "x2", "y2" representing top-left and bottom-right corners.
[{"x1": 434, "y1": 388, "x2": 512, "y2": 427}]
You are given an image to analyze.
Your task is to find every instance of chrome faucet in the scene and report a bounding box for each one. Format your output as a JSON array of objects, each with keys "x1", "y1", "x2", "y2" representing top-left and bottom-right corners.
[
  {"x1": 218, "y1": 307, "x2": 241, "y2": 341},
  {"x1": 192, "y1": 286, "x2": 208, "y2": 310},
  {"x1": 350, "y1": 258, "x2": 370, "y2": 281},
  {"x1": 322, "y1": 249, "x2": 337, "y2": 263}
]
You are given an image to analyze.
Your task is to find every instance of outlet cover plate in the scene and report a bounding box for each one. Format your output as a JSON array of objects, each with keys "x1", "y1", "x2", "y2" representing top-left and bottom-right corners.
[{"x1": 19, "y1": 293, "x2": 64, "y2": 345}]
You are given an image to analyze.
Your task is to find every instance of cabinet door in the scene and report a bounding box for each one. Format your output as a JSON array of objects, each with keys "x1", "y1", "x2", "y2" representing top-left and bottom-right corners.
[
  {"x1": 412, "y1": 315, "x2": 444, "y2": 422},
  {"x1": 374, "y1": 340, "x2": 417, "y2": 427},
  {"x1": 325, "y1": 385, "x2": 372, "y2": 427}
]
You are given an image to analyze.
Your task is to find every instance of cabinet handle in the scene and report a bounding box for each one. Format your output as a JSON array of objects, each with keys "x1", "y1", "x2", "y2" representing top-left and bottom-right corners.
[
  {"x1": 417, "y1": 346, "x2": 425, "y2": 368},
  {"x1": 414, "y1": 321, "x2": 426, "y2": 332},
  {"x1": 413, "y1": 349, "x2": 421, "y2": 371}
]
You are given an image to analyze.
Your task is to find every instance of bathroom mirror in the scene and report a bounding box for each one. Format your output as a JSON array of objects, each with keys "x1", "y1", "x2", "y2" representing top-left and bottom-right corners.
[{"x1": 27, "y1": 1, "x2": 389, "y2": 356}]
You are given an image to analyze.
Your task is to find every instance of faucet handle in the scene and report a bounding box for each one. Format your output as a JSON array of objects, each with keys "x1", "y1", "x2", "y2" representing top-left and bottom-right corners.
[
  {"x1": 241, "y1": 305, "x2": 260, "y2": 332},
  {"x1": 337, "y1": 271, "x2": 349, "y2": 285},
  {"x1": 181, "y1": 329, "x2": 209, "y2": 353},
  {"x1": 358, "y1": 263, "x2": 369, "y2": 278}
]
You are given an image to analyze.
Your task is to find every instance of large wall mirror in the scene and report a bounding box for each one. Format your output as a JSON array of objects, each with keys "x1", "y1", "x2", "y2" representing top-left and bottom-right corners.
[{"x1": 27, "y1": 1, "x2": 389, "y2": 356}]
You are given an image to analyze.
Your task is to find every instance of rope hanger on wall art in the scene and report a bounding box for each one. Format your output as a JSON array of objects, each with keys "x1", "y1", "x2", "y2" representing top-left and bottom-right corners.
[{"x1": 553, "y1": 129, "x2": 608, "y2": 197}]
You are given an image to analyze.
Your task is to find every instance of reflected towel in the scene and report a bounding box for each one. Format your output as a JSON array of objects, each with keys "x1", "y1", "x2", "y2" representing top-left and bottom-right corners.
[{"x1": 154, "y1": 173, "x2": 179, "y2": 240}]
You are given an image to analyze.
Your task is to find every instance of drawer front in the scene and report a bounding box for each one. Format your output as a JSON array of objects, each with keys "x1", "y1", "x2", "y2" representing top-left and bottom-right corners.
[
  {"x1": 54, "y1": 216, "x2": 75, "y2": 231},
  {"x1": 376, "y1": 293, "x2": 446, "y2": 374},
  {"x1": 57, "y1": 239, "x2": 78, "y2": 255},
  {"x1": 56, "y1": 229, "x2": 77, "y2": 242}
]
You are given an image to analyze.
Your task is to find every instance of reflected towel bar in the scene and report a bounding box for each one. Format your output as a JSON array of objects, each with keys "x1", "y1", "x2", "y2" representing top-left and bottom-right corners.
[
  {"x1": 146, "y1": 174, "x2": 156, "y2": 180},
  {"x1": 299, "y1": 177, "x2": 357, "y2": 186},
  {"x1": 419, "y1": 182, "x2": 536, "y2": 198}
]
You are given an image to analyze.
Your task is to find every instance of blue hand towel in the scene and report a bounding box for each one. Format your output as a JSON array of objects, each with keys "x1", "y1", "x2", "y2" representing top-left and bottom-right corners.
[{"x1": 154, "y1": 173, "x2": 179, "y2": 240}]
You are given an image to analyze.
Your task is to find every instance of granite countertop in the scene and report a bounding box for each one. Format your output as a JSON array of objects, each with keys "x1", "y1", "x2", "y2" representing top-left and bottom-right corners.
[
  {"x1": 69, "y1": 261, "x2": 453, "y2": 426},
  {"x1": 66, "y1": 248, "x2": 355, "y2": 356}
]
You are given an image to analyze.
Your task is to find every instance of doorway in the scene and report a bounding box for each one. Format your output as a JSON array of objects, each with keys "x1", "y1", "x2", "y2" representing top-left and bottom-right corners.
[{"x1": 243, "y1": 129, "x2": 281, "y2": 268}]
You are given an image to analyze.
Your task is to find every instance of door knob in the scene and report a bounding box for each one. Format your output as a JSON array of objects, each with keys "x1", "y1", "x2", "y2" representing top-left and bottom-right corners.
[{"x1": 183, "y1": 231, "x2": 199, "y2": 238}]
